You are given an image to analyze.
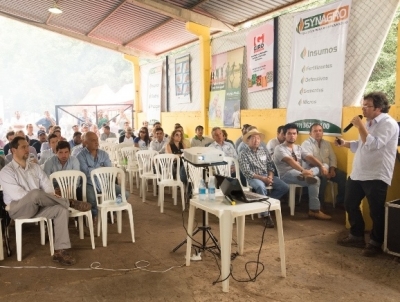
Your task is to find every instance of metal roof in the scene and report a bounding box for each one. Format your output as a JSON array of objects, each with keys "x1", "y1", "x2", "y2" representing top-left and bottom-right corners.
[{"x1": 0, "y1": 0, "x2": 308, "y2": 58}]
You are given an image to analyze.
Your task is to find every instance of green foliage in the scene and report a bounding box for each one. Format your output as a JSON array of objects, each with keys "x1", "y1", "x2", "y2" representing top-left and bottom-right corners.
[
  {"x1": 0, "y1": 17, "x2": 133, "y2": 116},
  {"x1": 366, "y1": 8, "x2": 400, "y2": 103}
]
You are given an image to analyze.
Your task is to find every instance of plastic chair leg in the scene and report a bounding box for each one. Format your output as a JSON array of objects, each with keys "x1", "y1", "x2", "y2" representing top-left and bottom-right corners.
[
  {"x1": 16, "y1": 220, "x2": 23, "y2": 261},
  {"x1": 78, "y1": 216, "x2": 84, "y2": 239},
  {"x1": 127, "y1": 207, "x2": 135, "y2": 243},
  {"x1": 101, "y1": 210, "x2": 108, "y2": 247},
  {"x1": 47, "y1": 219, "x2": 54, "y2": 256},
  {"x1": 117, "y1": 211, "x2": 122, "y2": 233},
  {"x1": 40, "y1": 220, "x2": 46, "y2": 245}
]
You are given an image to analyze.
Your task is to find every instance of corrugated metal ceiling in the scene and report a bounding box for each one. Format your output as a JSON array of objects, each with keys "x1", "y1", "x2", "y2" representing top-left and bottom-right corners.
[{"x1": 0, "y1": 0, "x2": 308, "y2": 57}]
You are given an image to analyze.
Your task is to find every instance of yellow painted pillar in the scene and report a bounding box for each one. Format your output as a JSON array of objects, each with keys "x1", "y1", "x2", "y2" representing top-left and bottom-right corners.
[
  {"x1": 124, "y1": 54, "x2": 141, "y2": 131},
  {"x1": 186, "y1": 22, "x2": 211, "y2": 134}
]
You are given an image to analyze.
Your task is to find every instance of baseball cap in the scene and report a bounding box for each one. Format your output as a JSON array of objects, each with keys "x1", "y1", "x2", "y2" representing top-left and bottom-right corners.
[{"x1": 37, "y1": 130, "x2": 46, "y2": 136}]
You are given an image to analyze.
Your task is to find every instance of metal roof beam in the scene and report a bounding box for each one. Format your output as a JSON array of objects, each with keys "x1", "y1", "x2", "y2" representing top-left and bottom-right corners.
[
  {"x1": 0, "y1": 11, "x2": 156, "y2": 59},
  {"x1": 127, "y1": 0, "x2": 234, "y2": 32}
]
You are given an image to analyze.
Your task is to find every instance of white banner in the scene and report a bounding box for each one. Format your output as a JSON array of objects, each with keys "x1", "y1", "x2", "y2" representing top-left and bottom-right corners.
[
  {"x1": 146, "y1": 64, "x2": 162, "y2": 125},
  {"x1": 287, "y1": 0, "x2": 352, "y2": 135}
]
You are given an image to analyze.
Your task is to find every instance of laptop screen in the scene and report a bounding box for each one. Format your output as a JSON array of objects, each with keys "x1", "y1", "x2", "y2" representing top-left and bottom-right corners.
[{"x1": 217, "y1": 175, "x2": 246, "y2": 201}]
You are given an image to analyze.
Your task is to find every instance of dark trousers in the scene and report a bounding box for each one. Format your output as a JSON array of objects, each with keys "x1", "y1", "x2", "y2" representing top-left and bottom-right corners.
[
  {"x1": 344, "y1": 177, "x2": 388, "y2": 245},
  {"x1": 319, "y1": 168, "x2": 347, "y2": 204}
]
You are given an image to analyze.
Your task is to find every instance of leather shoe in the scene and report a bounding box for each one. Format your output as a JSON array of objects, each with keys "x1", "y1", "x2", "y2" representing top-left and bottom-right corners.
[
  {"x1": 337, "y1": 235, "x2": 365, "y2": 248},
  {"x1": 53, "y1": 249, "x2": 76, "y2": 266},
  {"x1": 308, "y1": 210, "x2": 331, "y2": 220},
  {"x1": 69, "y1": 199, "x2": 92, "y2": 212},
  {"x1": 263, "y1": 215, "x2": 275, "y2": 228},
  {"x1": 362, "y1": 244, "x2": 383, "y2": 257}
]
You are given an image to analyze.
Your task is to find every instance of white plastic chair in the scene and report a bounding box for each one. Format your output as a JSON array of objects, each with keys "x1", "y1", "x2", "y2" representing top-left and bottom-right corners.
[
  {"x1": 327, "y1": 180, "x2": 336, "y2": 207},
  {"x1": 154, "y1": 154, "x2": 185, "y2": 213},
  {"x1": 15, "y1": 216, "x2": 54, "y2": 261},
  {"x1": 49, "y1": 170, "x2": 95, "y2": 249},
  {"x1": 90, "y1": 167, "x2": 135, "y2": 247},
  {"x1": 121, "y1": 146, "x2": 140, "y2": 192},
  {"x1": 105, "y1": 138, "x2": 118, "y2": 144},
  {"x1": 288, "y1": 184, "x2": 303, "y2": 216},
  {"x1": 136, "y1": 150, "x2": 158, "y2": 203}
]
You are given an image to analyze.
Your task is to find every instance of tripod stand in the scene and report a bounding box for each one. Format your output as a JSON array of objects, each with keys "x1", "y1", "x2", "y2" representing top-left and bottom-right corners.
[{"x1": 172, "y1": 160, "x2": 226, "y2": 255}]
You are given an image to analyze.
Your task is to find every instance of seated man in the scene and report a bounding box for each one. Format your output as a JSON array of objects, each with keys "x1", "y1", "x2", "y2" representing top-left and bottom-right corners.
[
  {"x1": 149, "y1": 127, "x2": 169, "y2": 154},
  {"x1": 30, "y1": 130, "x2": 47, "y2": 154},
  {"x1": 209, "y1": 127, "x2": 246, "y2": 186},
  {"x1": 5, "y1": 131, "x2": 38, "y2": 164},
  {"x1": 238, "y1": 129, "x2": 289, "y2": 228},
  {"x1": 100, "y1": 125, "x2": 117, "y2": 141},
  {"x1": 39, "y1": 133, "x2": 59, "y2": 165},
  {"x1": 234, "y1": 124, "x2": 251, "y2": 150},
  {"x1": 77, "y1": 132, "x2": 129, "y2": 223},
  {"x1": 68, "y1": 131, "x2": 82, "y2": 149},
  {"x1": 71, "y1": 133, "x2": 86, "y2": 157},
  {"x1": 3, "y1": 131, "x2": 15, "y2": 155},
  {"x1": 274, "y1": 123, "x2": 331, "y2": 220},
  {"x1": 301, "y1": 123, "x2": 347, "y2": 208},
  {"x1": 266, "y1": 125, "x2": 285, "y2": 157},
  {"x1": 0, "y1": 136, "x2": 91, "y2": 265},
  {"x1": 119, "y1": 127, "x2": 135, "y2": 143},
  {"x1": 44, "y1": 141, "x2": 80, "y2": 176},
  {"x1": 237, "y1": 126, "x2": 269, "y2": 155},
  {"x1": 190, "y1": 125, "x2": 213, "y2": 147}
]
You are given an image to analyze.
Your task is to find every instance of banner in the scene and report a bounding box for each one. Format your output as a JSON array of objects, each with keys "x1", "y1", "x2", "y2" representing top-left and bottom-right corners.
[
  {"x1": 286, "y1": 0, "x2": 352, "y2": 135},
  {"x1": 209, "y1": 47, "x2": 244, "y2": 129},
  {"x1": 175, "y1": 54, "x2": 191, "y2": 104},
  {"x1": 246, "y1": 21, "x2": 274, "y2": 93},
  {"x1": 146, "y1": 64, "x2": 162, "y2": 125}
]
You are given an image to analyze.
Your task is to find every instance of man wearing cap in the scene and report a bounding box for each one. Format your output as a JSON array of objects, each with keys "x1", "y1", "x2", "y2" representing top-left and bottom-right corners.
[
  {"x1": 30, "y1": 130, "x2": 46, "y2": 154},
  {"x1": 100, "y1": 125, "x2": 117, "y2": 141},
  {"x1": 274, "y1": 123, "x2": 331, "y2": 220},
  {"x1": 68, "y1": 131, "x2": 82, "y2": 149},
  {"x1": 238, "y1": 128, "x2": 289, "y2": 228},
  {"x1": 190, "y1": 125, "x2": 213, "y2": 147}
]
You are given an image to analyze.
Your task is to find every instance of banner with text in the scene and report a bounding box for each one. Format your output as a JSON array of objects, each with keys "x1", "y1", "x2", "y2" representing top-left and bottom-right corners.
[
  {"x1": 146, "y1": 64, "x2": 162, "y2": 125},
  {"x1": 246, "y1": 21, "x2": 274, "y2": 93},
  {"x1": 286, "y1": 0, "x2": 352, "y2": 135},
  {"x1": 209, "y1": 47, "x2": 244, "y2": 128}
]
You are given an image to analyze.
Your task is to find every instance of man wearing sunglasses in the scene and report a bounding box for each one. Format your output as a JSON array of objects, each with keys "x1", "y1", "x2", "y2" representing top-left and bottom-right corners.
[{"x1": 274, "y1": 123, "x2": 331, "y2": 220}]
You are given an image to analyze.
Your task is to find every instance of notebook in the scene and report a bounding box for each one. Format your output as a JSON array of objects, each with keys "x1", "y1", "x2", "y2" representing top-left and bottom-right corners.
[{"x1": 214, "y1": 174, "x2": 268, "y2": 203}]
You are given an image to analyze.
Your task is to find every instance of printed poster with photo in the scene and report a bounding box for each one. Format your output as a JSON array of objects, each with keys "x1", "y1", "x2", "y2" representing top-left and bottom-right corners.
[
  {"x1": 175, "y1": 54, "x2": 191, "y2": 104},
  {"x1": 146, "y1": 64, "x2": 162, "y2": 125},
  {"x1": 246, "y1": 21, "x2": 274, "y2": 93},
  {"x1": 209, "y1": 47, "x2": 243, "y2": 128}
]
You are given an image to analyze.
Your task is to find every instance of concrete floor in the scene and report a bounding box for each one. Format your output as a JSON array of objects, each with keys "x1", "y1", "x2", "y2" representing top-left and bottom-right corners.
[{"x1": 1, "y1": 184, "x2": 400, "y2": 302}]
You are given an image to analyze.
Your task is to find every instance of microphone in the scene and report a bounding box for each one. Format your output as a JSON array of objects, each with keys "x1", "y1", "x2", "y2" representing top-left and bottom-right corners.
[{"x1": 343, "y1": 115, "x2": 363, "y2": 133}]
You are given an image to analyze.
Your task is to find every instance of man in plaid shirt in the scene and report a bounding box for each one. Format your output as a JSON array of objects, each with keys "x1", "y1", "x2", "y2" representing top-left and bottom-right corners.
[{"x1": 239, "y1": 129, "x2": 289, "y2": 227}]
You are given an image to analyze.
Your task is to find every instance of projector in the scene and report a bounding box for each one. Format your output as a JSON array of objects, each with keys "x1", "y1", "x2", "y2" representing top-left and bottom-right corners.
[{"x1": 183, "y1": 147, "x2": 224, "y2": 165}]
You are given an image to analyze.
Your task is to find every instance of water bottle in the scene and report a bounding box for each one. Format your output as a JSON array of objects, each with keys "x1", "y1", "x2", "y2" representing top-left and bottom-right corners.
[
  {"x1": 198, "y1": 179, "x2": 207, "y2": 201},
  {"x1": 0, "y1": 149, "x2": 4, "y2": 158},
  {"x1": 116, "y1": 194, "x2": 122, "y2": 204},
  {"x1": 208, "y1": 176, "x2": 216, "y2": 201}
]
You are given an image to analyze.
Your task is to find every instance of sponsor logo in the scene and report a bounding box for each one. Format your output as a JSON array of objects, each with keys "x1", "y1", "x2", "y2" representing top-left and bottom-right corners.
[
  {"x1": 296, "y1": 5, "x2": 349, "y2": 33},
  {"x1": 253, "y1": 34, "x2": 265, "y2": 53},
  {"x1": 300, "y1": 48, "x2": 307, "y2": 59}
]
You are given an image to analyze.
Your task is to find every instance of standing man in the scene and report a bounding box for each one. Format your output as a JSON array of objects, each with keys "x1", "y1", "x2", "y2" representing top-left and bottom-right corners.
[
  {"x1": 301, "y1": 123, "x2": 347, "y2": 208},
  {"x1": 190, "y1": 125, "x2": 213, "y2": 147},
  {"x1": 36, "y1": 111, "x2": 56, "y2": 133},
  {"x1": 266, "y1": 125, "x2": 285, "y2": 157},
  {"x1": 0, "y1": 136, "x2": 91, "y2": 265},
  {"x1": 274, "y1": 123, "x2": 331, "y2": 220},
  {"x1": 337, "y1": 92, "x2": 399, "y2": 257},
  {"x1": 238, "y1": 129, "x2": 289, "y2": 227},
  {"x1": 150, "y1": 127, "x2": 168, "y2": 153}
]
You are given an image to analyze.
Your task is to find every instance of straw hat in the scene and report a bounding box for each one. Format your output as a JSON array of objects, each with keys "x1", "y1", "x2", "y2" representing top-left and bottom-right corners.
[{"x1": 243, "y1": 129, "x2": 265, "y2": 142}]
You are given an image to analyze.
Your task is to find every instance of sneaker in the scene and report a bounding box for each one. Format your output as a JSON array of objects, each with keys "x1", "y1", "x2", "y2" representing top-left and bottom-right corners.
[
  {"x1": 337, "y1": 235, "x2": 365, "y2": 248},
  {"x1": 263, "y1": 215, "x2": 275, "y2": 228},
  {"x1": 362, "y1": 244, "x2": 383, "y2": 257},
  {"x1": 53, "y1": 249, "x2": 76, "y2": 266},
  {"x1": 69, "y1": 199, "x2": 92, "y2": 212},
  {"x1": 308, "y1": 210, "x2": 331, "y2": 220},
  {"x1": 297, "y1": 175, "x2": 317, "y2": 184}
]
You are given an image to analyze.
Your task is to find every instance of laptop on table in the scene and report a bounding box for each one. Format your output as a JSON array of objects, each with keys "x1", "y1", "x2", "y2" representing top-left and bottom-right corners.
[{"x1": 214, "y1": 174, "x2": 268, "y2": 203}]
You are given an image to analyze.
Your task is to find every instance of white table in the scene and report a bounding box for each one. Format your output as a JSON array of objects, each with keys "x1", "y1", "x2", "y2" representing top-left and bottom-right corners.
[{"x1": 185, "y1": 196, "x2": 286, "y2": 292}]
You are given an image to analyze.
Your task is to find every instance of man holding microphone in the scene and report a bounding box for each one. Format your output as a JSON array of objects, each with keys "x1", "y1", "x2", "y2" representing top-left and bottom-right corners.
[{"x1": 336, "y1": 92, "x2": 399, "y2": 257}]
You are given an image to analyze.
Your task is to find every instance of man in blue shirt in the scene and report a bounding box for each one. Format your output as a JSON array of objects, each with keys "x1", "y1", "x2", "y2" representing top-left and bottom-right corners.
[{"x1": 77, "y1": 132, "x2": 129, "y2": 222}]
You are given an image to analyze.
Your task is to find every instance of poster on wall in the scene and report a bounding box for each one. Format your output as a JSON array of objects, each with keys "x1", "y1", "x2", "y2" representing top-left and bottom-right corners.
[
  {"x1": 209, "y1": 47, "x2": 244, "y2": 129},
  {"x1": 175, "y1": 54, "x2": 191, "y2": 104},
  {"x1": 246, "y1": 21, "x2": 274, "y2": 93},
  {"x1": 146, "y1": 64, "x2": 162, "y2": 125},
  {"x1": 286, "y1": 0, "x2": 352, "y2": 135}
]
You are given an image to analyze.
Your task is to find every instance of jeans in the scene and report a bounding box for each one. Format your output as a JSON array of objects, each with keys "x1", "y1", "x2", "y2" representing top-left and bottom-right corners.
[
  {"x1": 86, "y1": 184, "x2": 130, "y2": 217},
  {"x1": 281, "y1": 169, "x2": 321, "y2": 210},
  {"x1": 318, "y1": 168, "x2": 347, "y2": 204},
  {"x1": 248, "y1": 175, "x2": 289, "y2": 216},
  {"x1": 344, "y1": 177, "x2": 388, "y2": 246}
]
